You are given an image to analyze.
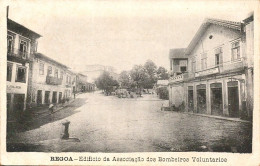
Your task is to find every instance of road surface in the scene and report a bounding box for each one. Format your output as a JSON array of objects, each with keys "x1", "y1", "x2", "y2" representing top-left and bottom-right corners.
[{"x1": 7, "y1": 92, "x2": 252, "y2": 152}]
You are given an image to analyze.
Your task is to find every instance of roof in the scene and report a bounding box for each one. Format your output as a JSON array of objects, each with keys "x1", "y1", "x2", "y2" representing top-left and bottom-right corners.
[
  {"x1": 34, "y1": 53, "x2": 68, "y2": 69},
  {"x1": 185, "y1": 18, "x2": 242, "y2": 55},
  {"x1": 169, "y1": 48, "x2": 188, "y2": 59},
  {"x1": 7, "y1": 19, "x2": 41, "y2": 39},
  {"x1": 157, "y1": 80, "x2": 169, "y2": 86}
]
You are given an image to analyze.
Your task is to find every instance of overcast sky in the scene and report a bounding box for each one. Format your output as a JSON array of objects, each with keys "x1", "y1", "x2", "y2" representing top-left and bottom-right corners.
[{"x1": 7, "y1": 0, "x2": 254, "y2": 73}]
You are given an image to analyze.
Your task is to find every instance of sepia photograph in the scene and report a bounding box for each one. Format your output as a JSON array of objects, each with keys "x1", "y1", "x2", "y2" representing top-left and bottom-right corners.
[{"x1": 1, "y1": 0, "x2": 259, "y2": 165}]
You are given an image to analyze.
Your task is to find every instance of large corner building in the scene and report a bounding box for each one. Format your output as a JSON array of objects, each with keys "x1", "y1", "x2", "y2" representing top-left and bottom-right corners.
[{"x1": 168, "y1": 15, "x2": 254, "y2": 120}]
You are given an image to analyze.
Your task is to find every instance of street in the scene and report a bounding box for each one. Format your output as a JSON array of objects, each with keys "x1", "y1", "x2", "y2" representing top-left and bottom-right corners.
[{"x1": 7, "y1": 92, "x2": 252, "y2": 153}]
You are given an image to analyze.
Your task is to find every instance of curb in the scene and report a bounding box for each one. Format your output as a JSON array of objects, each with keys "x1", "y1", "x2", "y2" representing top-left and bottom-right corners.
[{"x1": 183, "y1": 112, "x2": 251, "y2": 124}]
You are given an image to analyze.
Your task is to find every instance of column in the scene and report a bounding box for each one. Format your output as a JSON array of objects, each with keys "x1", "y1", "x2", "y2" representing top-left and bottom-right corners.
[
  {"x1": 222, "y1": 79, "x2": 229, "y2": 116},
  {"x1": 206, "y1": 80, "x2": 211, "y2": 115}
]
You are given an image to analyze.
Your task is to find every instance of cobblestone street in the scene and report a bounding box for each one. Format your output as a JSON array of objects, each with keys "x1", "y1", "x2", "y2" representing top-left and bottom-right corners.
[{"x1": 7, "y1": 92, "x2": 252, "y2": 153}]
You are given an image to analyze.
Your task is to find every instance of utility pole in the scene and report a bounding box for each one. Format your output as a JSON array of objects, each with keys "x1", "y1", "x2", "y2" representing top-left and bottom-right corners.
[{"x1": 6, "y1": 6, "x2": 9, "y2": 18}]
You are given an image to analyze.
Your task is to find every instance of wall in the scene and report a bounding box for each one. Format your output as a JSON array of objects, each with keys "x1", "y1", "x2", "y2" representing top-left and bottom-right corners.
[
  {"x1": 169, "y1": 85, "x2": 184, "y2": 107},
  {"x1": 189, "y1": 24, "x2": 242, "y2": 72}
]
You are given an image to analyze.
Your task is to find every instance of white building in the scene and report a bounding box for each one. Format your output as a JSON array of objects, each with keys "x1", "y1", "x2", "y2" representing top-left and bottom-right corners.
[{"x1": 7, "y1": 19, "x2": 41, "y2": 121}]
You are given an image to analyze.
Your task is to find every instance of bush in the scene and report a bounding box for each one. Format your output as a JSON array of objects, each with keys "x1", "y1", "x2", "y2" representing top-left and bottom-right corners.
[{"x1": 158, "y1": 87, "x2": 169, "y2": 100}]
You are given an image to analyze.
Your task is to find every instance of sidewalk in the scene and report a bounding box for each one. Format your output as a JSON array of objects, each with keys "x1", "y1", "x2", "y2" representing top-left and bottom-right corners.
[
  {"x1": 26, "y1": 98, "x2": 75, "y2": 122},
  {"x1": 183, "y1": 112, "x2": 251, "y2": 124}
]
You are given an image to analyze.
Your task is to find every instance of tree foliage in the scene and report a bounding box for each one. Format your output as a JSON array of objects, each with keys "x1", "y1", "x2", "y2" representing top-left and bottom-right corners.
[
  {"x1": 118, "y1": 71, "x2": 133, "y2": 88},
  {"x1": 157, "y1": 66, "x2": 169, "y2": 80},
  {"x1": 117, "y1": 60, "x2": 169, "y2": 92},
  {"x1": 95, "y1": 71, "x2": 119, "y2": 95}
]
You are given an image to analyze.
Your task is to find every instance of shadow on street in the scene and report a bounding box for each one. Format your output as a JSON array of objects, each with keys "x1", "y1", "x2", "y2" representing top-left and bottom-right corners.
[{"x1": 7, "y1": 98, "x2": 86, "y2": 134}]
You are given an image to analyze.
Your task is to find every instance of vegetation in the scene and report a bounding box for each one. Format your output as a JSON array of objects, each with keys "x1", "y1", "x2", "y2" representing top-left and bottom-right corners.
[{"x1": 95, "y1": 71, "x2": 119, "y2": 95}]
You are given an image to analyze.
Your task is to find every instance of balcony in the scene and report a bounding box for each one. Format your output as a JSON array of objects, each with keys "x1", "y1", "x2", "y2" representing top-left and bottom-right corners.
[
  {"x1": 195, "y1": 66, "x2": 219, "y2": 78},
  {"x1": 169, "y1": 74, "x2": 184, "y2": 83},
  {"x1": 46, "y1": 75, "x2": 62, "y2": 85},
  {"x1": 7, "y1": 48, "x2": 30, "y2": 63}
]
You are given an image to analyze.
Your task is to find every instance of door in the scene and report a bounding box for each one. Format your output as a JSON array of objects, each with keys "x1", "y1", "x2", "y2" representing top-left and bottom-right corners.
[
  {"x1": 211, "y1": 88, "x2": 223, "y2": 116},
  {"x1": 13, "y1": 94, "x2": 25, "y2": 119},
  {"x1": 228, "y1": 87, "x2": 239, "y2": 117},
  {"x1": 44, "y1": 91, "x2": 50, "y2": 104},
  {"x1": 188, "y1": 90, "x2": 194, "y2": 112},
  {"x1": 37, "y1": 90, "x2": 42, "y2": 105},
  {"x1": 52, "y1": 91, "x2": 57, "y2": 103},
  {"x1": 59, "y1": 92, "x2": 62, "y2": 103}
]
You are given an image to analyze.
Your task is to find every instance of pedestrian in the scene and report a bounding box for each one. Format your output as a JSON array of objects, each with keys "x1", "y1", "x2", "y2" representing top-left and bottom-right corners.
[
  {"x1": 49, "y1": 103, "x2": 54, "y2": 121},
  {"x1": 74, "y1": 93, "x2": 76, "y2": 99}
]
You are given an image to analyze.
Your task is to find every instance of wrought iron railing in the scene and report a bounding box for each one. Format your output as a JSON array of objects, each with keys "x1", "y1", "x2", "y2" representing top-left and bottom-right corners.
[
  {"x1": 46, "y1": 75, "x2": 62, "y2": 85},
  {"x1": 7, "y1": 48, "x2": 30, "y2": 60}
]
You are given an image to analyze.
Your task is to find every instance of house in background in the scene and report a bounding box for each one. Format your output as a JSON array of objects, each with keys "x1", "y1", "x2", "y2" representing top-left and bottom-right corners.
[
  {"x1": 7, "y1": 18, "x2": 41, "y2": 121},
  {"x1": 80, "y1": 64, "x2": 119, "y2": 83},
  {"x1": 76, "y1": 73, "x2": 95, "y2": 93},
  {"x1": 168, "y1": 48, "x2": 188, "y2": 107},
  {"x1": 168, "y1": 16, "x2": 254, "y2": 120}
]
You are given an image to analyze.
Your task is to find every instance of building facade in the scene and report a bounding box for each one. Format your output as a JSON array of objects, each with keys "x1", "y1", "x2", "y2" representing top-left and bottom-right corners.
[
  {"x1": 7, "y1": 19, "x2": 41, "y2": 120},
  {"x1": 27, "y1": 53, "x2": 74, "y2": 108},
  {"x1": 169, "y1": 17, "x2": 254, "y2": 119},
  {"x1": 76, "y1": 74, "x2": 95, "y2": 92}
]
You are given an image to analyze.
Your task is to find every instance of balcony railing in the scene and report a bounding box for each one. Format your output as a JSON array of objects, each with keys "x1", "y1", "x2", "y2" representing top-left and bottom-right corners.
[
  {"x1": 169, "y1": 74, "x2": 184, "y2": 83},
  {"x1": 7, "y1": 48, "x2": 30, "y2": 61},
  {"x1": 195, "y1": 66, "x2": 220, "y2": 77},
  {"x1": 46, "y1": 75, "x2": 62, "y2": 85}
]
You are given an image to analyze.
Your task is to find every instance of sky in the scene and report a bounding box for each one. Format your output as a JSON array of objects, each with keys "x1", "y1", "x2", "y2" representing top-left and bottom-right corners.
[{"x1": 7, "y1": 0, "x2": 255, "y2": 73}]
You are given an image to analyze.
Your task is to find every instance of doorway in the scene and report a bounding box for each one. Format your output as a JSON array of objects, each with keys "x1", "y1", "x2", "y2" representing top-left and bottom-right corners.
[
  {"x1": 37, "y1": 90, "x2": 42, "y2": 105},
  {"x1": 13, "y1": 94, "x2": 25, "y2": 119},
  {"x1": 210, "y1": 83, "x2": 223, "y2": 116},
  {"x1": 44, "y1": 91, "x2": 50, "y2": 104},
  {"x1": 52, "y1": 91, "x2": 57, "y2": 103},
  {"x1": 228, "y1": 81, "x2": 239, "y2": 117},
  {"x1": 197, "y1": 84, "x2": 206, "y2": 114},
  {"x1": 188, "y1": 86, "x2": 194, "y2": 112},
  {"x1": 59, "y1": 92, "x2": 62, "y2": 103}
]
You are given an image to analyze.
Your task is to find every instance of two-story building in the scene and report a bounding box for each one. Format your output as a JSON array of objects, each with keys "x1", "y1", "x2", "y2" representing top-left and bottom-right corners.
[
  {"x1": 7, "y1": 19, "x2": 41, "y2": 120},
  {"x1": 27, "y1": 53, "x2": 72, "y2": 107},
  {"x1": 169, "y1": 16, "x2": 254, "y2": 119}
]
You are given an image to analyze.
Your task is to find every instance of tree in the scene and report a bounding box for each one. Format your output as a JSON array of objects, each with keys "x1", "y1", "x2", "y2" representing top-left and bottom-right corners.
[
  {"x1": 118, "y1": 71, "x2": 132, "y2": 88},
  {"x1": 95, "y1": 71, "x2": 119, "y2": 95},
  {"x1": 143, "y1": 60, "x2": 157, "y2": 89},
  {"x1": 130, "y1": 65, "x2": 149, "y2": 95},
  {"x1": 157, "y1": 66, "x2": 169, "y2": 80}
]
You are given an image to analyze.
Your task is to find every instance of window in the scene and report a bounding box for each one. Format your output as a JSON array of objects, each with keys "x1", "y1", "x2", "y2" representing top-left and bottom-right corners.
[
  {"x1": 201, "y1": 53, "x2": 207, "y2": 70},
  {"x1": 7, "y1": 35, "x2": 14, "y2": 54},
  {"x1": 192, "y1": 60, "x2": 196, "y2": 72},
  {"x1": 16, "y1": 66, "x2": 26, "y2": 83},
  {"x1": 60, "y1": 71, "x2": 63, "y2": 80},
  {"x1": 7, "y1": 63, "x2": 12, "y2": 81},
  {"x1": 179, "y1": 60, "x2": 187, "y2": 73},
  {"x1": 48, "y1": 66, "x2": 52, "y2": 76},
  {"x1": 201, "y1": 58, "x2": 207, "y2": 70},
  {"x1": 215, "y1": 47, "x2": 222, "y2": 66},
  {"x1": 39, "y1": 63, "x2": 44, "y2": 75},
  {"x1": 19, "y1": 40, "x2": 28, "y2": 59},
  {"x1": 231, "y1": 41, "x2": 240, "y2": 61},
  {"x1": 180, "y1": 66, "x2": 187, "y2": 73},
  {"x1": 54, "y1": 69, "x2": 58, "y2": 78}
]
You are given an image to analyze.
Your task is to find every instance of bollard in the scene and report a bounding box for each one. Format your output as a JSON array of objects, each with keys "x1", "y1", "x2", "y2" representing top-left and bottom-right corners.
[{"x1": 61, "y1": 120, "x2": 70, "y2": 139}]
